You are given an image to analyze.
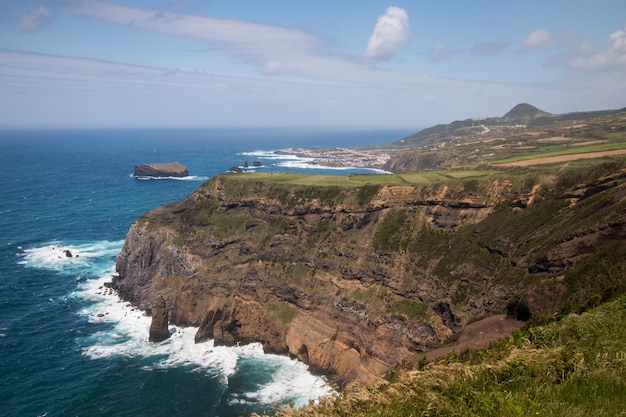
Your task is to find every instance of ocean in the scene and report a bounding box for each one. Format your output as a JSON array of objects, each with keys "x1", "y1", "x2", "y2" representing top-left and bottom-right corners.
[{"x1": 0, "y1": 127, "x2": 412, "y2": 417}]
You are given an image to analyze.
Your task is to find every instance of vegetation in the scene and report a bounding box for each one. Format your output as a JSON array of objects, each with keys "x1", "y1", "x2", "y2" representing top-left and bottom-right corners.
[
  {"x1": 279, "y1": 295, "x2": 626, "y2": 416},
  {"x1": 386, "y1": 299, "x2": 427, "y2": 320},
  {"x1": 493, "y1": 140, "x2": 626, "y2": 164},
  {"x1": 373, "y1": 209, "x2": 408, "y2": 251},
  {"x1": 384, "y1": 105, "x2": 626, "y2": 172},
  {"x1": 267, "y1": 301, "x2": 297, "y2": 324},
  {"x1": 214, "y1": 170, "x2": 506, "y2": 188},
  {"x1": 396, "y1": 103, "x2": 626, "y2": 147},
  {"x1": 554, "y1": 158, "x2": 626, "y2": 189}
]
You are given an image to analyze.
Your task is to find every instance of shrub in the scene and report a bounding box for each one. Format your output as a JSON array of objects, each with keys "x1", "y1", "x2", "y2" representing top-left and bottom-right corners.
[
  {"x1": 386, "y1": 299, "x2": 427, "y2": 320},
  {"x1": 372, "y1": 209, "x2": 408, "y2": 251}
]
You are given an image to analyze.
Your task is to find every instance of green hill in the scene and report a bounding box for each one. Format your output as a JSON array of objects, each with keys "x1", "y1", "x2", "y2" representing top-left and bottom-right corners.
[
  {"x1": 503, "y1": 102, "x2": 550, "y2": 119},
  {"x1": 384, "y1": 105, "x2": 626, "y2": 172},
  {"x1": 394, "y1": 103, "x2": 625, "y2": 150}
]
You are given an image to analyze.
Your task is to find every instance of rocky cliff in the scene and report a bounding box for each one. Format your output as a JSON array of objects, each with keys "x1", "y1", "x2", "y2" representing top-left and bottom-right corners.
[{"x1": 112, "y1": 167, "x2": 626, "y2": 387}]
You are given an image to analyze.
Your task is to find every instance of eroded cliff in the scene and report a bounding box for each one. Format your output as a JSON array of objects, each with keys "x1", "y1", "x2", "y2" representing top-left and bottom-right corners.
[{"x1": 113, "y1": 167, "x2": 626, "y2": 387}]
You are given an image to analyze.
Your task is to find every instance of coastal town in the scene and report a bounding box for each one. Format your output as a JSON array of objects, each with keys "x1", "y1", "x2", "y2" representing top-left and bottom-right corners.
[{"x1": 275, "y1": 146, "x2": 393, "y2": 169}]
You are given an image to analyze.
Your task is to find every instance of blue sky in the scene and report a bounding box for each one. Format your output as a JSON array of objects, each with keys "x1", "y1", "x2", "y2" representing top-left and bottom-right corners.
[{"x1": 0, "y1": 0, "x2": 625, "y2": 128}]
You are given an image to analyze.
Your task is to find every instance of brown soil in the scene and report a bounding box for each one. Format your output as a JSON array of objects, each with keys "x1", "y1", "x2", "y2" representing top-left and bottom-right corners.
[
  {"x1": 410, "y1": 315, "x2": 525, "y2": 363},
  {"x1": 573, "y1": 140, "x2": 608, "y2": 147},
  {"x1": 498, "y1": 149, "x2": 626, "y2": 167},
  {"x1": 537, "y1": 137, "x2": 571, "y2": 143}
]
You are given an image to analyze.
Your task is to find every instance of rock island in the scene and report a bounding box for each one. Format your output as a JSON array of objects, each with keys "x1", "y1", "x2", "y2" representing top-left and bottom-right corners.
[{"x1": 134, "y1": 162, "x2": 189, "y2": 178}]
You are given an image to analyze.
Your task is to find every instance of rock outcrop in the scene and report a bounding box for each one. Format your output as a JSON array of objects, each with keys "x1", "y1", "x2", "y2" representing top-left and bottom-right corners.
[
  {"x1": 112, "y1": 170, "x2": 626, "y2": 387},
  {"x1": 149, "y1": 296, "x2": 171, "y2": 342},
  {"x1": 134, "y1": 162, "x2": 189, "y2": 178}
]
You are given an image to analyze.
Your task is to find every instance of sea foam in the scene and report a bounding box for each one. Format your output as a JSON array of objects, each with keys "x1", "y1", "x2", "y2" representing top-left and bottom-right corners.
[
  {"x1": 19, "y1": 240, "x2": 123, "y2": 276},
  {"x1": 21, "y1": 240, "x2": 334, "y2": 408},
  {"x1": 239, "y1": 149, "x2": 299, "y2": 160},
  {"x1": 129, "y1": 174, "x2": 209, "y2": 181},
  {"x1": 240, "y1": 149, "x2": 388, "y2": 173}
]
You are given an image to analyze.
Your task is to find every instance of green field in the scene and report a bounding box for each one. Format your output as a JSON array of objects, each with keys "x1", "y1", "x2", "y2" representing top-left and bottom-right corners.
[
  {"x1": 399, "y1": 170, "x2": 493, "y2": 182},
  {"x1": 493, "y1": 141, "x2": 626, "y2": 164},
  {"x1": 222, "y1": 170, "x2": 499, "y2": 186}
]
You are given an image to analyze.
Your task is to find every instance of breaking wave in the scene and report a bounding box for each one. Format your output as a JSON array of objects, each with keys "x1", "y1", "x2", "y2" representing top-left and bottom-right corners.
[
  {"x1": 19, "y1": 240, "x2": 334, "y2": 409},
  {"x1": 130, "y1": 174, "x2": 209, "y2": 181}
]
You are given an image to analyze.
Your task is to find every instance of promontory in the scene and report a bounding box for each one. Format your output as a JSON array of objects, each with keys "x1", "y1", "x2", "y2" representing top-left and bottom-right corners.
[
  {"x1": 114, "y1": 105, "x2": 626, "y2": 390},
  {"x1": 112, "y1": 166, "x2": 626, "y2": 388}
]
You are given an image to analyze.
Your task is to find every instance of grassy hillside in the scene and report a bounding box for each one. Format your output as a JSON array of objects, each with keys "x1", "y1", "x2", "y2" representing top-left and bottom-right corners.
[
  {"x1": 385, "y1": 105, "x2": 626, "y2": 172},
  {"x1": 279, "y1": 295, "x2": 626, "y2": 416}
]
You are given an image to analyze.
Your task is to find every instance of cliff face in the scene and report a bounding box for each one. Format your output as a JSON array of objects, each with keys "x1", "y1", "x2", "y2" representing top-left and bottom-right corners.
[{"x1": 113, "y1": 170, "x2": 626, "y2": 387}]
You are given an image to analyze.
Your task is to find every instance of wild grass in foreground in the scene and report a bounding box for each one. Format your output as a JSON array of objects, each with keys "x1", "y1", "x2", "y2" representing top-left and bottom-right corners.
[{"x1": 278, "y1": 296, "x2": 626, "y2": 417}]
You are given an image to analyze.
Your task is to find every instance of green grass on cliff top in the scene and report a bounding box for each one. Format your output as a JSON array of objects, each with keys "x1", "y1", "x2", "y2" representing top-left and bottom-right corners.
[
  {"x1": 224, "y1": 171, "x2": 403, "y2": 186},
  {"x1": 221, "y1": 170, "x2": 496, "y2": 186},
  {"x1": 279, "y1": 295, "x2": 626, "y2": 417},
  {"x1": 223, "y1": 155, "x2": 626, "y2": 188}
]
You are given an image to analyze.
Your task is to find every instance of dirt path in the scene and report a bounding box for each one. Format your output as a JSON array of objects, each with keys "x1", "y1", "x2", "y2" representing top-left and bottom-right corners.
[
  {"x1": 410, "y1": 315, "x2": 525, "y2": 363},
  {"x1": 497, "y1": 149, "x2": 626, "y2": 167}
]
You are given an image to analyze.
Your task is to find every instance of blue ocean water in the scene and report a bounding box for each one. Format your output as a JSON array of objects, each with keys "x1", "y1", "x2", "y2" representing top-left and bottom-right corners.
[{"x1": 0, "y1": 127, "x2": 411, "y2": 417}]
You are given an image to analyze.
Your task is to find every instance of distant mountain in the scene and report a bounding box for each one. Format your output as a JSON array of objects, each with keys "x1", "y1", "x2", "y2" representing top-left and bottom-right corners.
[
  {"x1": 503, "y1": 103, "x2": 550, "y2": 119},
  {"x1": 395, "y1": 103, "x2": 625, "y2": 147}
]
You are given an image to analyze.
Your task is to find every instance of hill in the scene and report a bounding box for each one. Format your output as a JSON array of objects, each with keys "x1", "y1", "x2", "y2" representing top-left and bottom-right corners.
[
  {"x1": 502, "y1": 102, "x2": 550, "y2": 119},
  {"x1": 394, "y1": 103, "x2": 624, "y2": 147},
  {"x1": 385, "y1": 104, "x2": 626, "y2": 172}
]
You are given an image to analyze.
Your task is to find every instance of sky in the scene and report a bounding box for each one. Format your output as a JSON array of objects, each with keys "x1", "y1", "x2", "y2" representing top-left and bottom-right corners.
[{"x1": 0, "y1": 0, "x2": 625, "y2": 128}]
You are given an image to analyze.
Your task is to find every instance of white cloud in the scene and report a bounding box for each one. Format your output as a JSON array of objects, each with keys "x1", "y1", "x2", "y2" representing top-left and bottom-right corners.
[
  {"x1": 0, "y1": 49, "x2": 503, "y2": 127},
  {"x1": 3, "y1": 45, "x2": 625, "y2": 128},
  {"x1": 4, "y1": 2, "x2": 625, "y2": 127},
  {"x1": 472, "y1": 42, "x2": 507, "y2": 56},
  {"x1": 71, "y1": 1, "x2": 322, "y2": 67},
  {"x1": 522, "y1": 29, "x2": 552, "y2": 51},
  {"x1": 18, "y1": 6, "x2": 53, "y2": 32},
  {"x1": 263, "y1": 60, "x2": 287, "y2": 74},
  {"x1": 67, "y1": 0, "x2": 386, "y2": 85},
  {"x1": 66, "y1": 1, "x2": 415, "y2": 86},
  {"x1": 522, "y1": 28, "x2": 579, "y2": 52},
  {"x1": 569, "y1": 25, "x2": 626, "y2": 69},
  {"x1": 431, "y1": 41, "x2": 452, "y2": 61},
  {"x1": 363, "y1": 7, "x2": 411, "y2": 60}
]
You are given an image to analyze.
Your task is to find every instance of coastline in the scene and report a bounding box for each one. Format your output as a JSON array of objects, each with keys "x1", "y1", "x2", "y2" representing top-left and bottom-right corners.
[{"x1": 272, "y1": 146, "x2": 394, "y2": 170}]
